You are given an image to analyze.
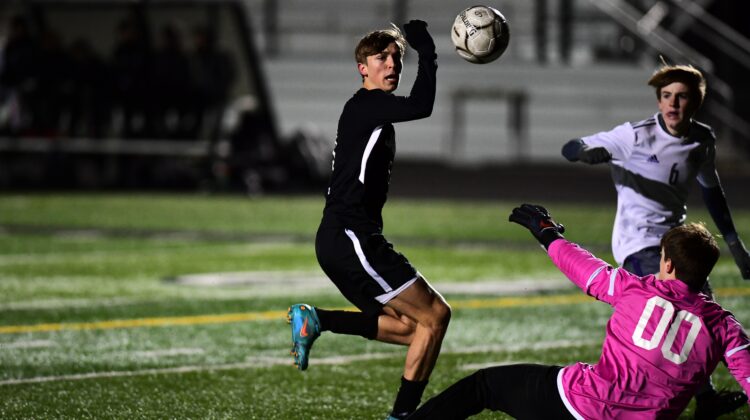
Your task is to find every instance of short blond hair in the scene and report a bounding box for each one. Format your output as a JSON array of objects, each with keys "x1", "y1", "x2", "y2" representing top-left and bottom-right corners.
[{"x1": 648, "y1": 64, "x2": 707, "y2": 107}]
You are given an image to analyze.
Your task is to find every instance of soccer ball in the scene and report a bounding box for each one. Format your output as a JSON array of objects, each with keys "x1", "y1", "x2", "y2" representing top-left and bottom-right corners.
[{"x1": 451, "y1": 5, "x2": 510, "y2": 64}]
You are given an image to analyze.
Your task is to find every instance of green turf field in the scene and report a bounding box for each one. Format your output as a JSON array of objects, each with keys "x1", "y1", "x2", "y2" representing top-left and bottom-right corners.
[{"x1": 0, "y1": 194, "x2": 748, "y2": 419}]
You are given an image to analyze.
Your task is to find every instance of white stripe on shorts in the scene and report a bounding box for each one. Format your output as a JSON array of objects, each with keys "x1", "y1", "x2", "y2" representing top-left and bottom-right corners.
[
  {"x1": 376, "y1": 277, "x2": 418, "y2": 304},
  {"x1": 344, "y1": 229, "x2": 392, "y2": 293},
  {"x1": 358, "y1": 126, "x2": 383, "y2": 184}
]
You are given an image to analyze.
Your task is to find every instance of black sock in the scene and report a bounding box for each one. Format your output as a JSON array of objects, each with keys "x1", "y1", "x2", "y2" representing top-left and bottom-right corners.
[
  {"x1": 315, "y1": 308, "x2": 379, "y2": 339},
  {"x1": 391, "y1": 376, "x2": 428, "y2": 418}
]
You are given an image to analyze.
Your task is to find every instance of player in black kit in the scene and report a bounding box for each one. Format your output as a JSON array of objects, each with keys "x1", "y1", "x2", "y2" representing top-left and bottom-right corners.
[{"x1": 287, "y1": 20, "x2": 450, "y2": 420}]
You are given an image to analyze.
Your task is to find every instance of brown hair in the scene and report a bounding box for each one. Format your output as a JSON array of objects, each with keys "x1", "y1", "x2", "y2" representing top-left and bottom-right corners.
[
  {"x1": 648, "y1": 64, "x2": 707, "y2": 107},
  {"x1": 660, "y1": 223, "x2": 719, "y2": 292},
  {"x1": 354, "y1": 24, "x2": 405, "y2": 65}
]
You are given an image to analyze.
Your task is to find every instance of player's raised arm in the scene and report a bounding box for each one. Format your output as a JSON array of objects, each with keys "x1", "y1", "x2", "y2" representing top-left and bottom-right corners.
[
  {"x1": 401, "y1": 19, "x2": 437, "y2": 117},
  {"x1": 358, "y1": 20, "x2": 436, "y2": 125},
  {"x1": 508, "y1": 204, "x2": 629, "y2": 305},
  {"x1": 403, "y1": 20, "x2": 435, "y2": 58}
]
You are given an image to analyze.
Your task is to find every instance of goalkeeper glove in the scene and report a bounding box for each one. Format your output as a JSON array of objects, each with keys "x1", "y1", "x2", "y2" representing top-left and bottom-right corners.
[
  {"x1": 509, "y1": 204, "x2": 565, "y2": 249},
  {"x1": 403, "y1": 20, "x2": 435, "y2": 56},
  {"x1": 726, "y1": 232, "x2": 750, "y2": 280}
]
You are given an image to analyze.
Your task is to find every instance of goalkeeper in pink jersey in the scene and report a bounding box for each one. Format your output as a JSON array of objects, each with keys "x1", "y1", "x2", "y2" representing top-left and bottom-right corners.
[{"x1": 409, "y1": 204, "x2": 749, "y2": 419}]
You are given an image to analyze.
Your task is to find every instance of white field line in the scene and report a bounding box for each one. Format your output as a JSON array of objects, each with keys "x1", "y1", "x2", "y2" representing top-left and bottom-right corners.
[
  {"x1": 129, "y1": 348, "x2": 205, "y2": 358},
  {"x1": 0, "y1": 274, "x2": 566, "y2": 312},
  {"x1": 169, "y1": 272, "x2": 569, "y2": 294},
  {"x1": 438, "y1": 279, "x2": 569, "y2": 295},
  {"x1": 0, "y1": 243, "x2": 289, "y2": 266},
  {"x1": 0, "y1": 339, "x2": 597, "y2": 386},
  {"x1": 0, "y1": 339, "x2": 57, "y2": 349},
  {"x1": 170, "y1": 271, "x2": 330, "y2": 287},
  {"x1": 0, "y1": 295, "x2": 149, "y2": 311},
  {"x1": 0, "y1": 363, "x2": 256, "y2": 386}
]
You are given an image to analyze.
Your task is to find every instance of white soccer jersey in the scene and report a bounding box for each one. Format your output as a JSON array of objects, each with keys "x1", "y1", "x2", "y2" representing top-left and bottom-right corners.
[{"x1": 581, "y1": 113, "x2": 720, "y2": 264}]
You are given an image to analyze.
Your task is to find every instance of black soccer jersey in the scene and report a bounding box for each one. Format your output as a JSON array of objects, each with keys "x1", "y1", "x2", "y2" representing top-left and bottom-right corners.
[{"x1": 320, "y1": 53, "x2": 437, "y2": 233}]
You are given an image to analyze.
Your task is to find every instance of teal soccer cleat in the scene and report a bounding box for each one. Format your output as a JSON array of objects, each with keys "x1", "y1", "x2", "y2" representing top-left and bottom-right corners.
[{"x1": 287, "y1": 303, "x2": 321, "y2": 371}]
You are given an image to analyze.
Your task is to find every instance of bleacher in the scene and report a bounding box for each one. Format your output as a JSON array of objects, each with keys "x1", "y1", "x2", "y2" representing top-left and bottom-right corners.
[
  {"x1": 245, "y1": 0, "x2": 659, "y2": 163},
  {"x1": 1, "y1": 0, "x2": 746, "y2": 190},
  {"x1": 264, "y1": 55, "x2": 652, "y2": 163}
]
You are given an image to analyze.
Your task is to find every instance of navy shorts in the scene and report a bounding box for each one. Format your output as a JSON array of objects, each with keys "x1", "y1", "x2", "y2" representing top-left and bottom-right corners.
[
  {"x1": 315, "y1": 226, "x2": 419, "y2": 316},
  {"x1": 623, "y1": 245, "x2": 714, "y2": 296},
  {"x1": 623, "y1": 246, "x2": 661, "y2": 276}
]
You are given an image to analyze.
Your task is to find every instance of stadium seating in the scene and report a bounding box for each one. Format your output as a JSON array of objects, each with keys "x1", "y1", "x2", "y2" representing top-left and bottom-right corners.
[{"x1": 246, "y1": 0, "x2": 652, "y2": 162}]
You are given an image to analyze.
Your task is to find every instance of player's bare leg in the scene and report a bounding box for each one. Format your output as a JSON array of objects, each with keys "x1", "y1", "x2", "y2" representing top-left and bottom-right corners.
[
  {"x1": 381, "y1": 277, "x2": 451, "y2": 418},
  {"x1": 291, "y1": 278, "x2": 449, "y2": 419},
  {"x1": 375, "y1": 306, "x2": 417, "y2": 345},
  {"x1": 385, "y1": 278, "x2": 451, "y2": 380}
]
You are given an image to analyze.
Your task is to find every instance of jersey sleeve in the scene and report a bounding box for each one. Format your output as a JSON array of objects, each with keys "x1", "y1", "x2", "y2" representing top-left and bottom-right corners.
[
  {"x1": 548, "y1": 239, "x2": 635, "y2": 306},
  {"x1": 696, "y1": 143, "x2": 720, "y2": 188},
  {"x1": 580, "y1": 122, "x2": 634, "y2": 162},
  {"x1": 721, "y1": 314, "x2": 750, "y2": 399},
  {"x1": 690, "y1": 123, "x2": 720, "y2": 188},
  {"x1": 364, "y1": 53, "x2": 437, "y2": 125}
]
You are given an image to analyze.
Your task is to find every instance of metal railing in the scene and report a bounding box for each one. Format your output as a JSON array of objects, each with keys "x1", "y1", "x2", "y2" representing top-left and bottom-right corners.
[{"x1": 588, "y1": 0, "x2": 750, "y2": 148}]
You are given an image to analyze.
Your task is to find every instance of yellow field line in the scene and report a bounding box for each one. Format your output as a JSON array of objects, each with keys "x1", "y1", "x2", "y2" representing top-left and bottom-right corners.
[
  {"x1": 0, "y1": 311, "x2": 283, "y2": 334},
  {"x1": 1, "y1": 287, "x2": 748, "y2": 335}
]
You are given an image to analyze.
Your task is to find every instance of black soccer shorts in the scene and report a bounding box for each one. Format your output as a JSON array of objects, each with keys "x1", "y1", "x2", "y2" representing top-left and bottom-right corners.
[
  {"x1": 315, "y1": 226, "x2": 419, "y2": 316},
  {"x1": 410, "y1": 364, "x2": 574, "y2": 419}
]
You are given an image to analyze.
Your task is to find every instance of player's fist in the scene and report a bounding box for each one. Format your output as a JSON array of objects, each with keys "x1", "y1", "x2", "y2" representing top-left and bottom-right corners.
[
  {"x1": 579, "y1": 147, "x2": 611, "y2": 164},
  {"x1": 727, "y1": 235, "x2": 750, "y2": 280},
  {"x1": 403, "y1": 20, "x2": 435, "y2": 56},
  {"x1": 509, "y1": 204, "x2": 565, "y2": 249},
  {"x1": 561, "y1": 139, "x2": 610, "y2": 164}
]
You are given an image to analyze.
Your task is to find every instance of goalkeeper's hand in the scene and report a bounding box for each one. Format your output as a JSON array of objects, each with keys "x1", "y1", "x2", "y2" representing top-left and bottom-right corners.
[
  {"x1": 726, "y1": 233, "x2": 750, "y2": 280},
  {"x1": 509, "y1": 204, "x2": 565, "y2": 249},
  {"x1": 403, "y1": 20, "x2": 435, "y2": 56}
]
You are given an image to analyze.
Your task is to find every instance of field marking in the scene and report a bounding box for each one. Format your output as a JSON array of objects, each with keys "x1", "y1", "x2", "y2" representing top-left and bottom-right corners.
[
  {"x1": 0, "y1": 339, "x2": 600, "y2": 387},
  {"x1": 0, "y1": 294, "x2": 589, "y2": 335},
  {"x1": 0, "y1": 276, "x2": 568, "y2": 312},
  {"x1": 2, "y1": 287, "x2": 749, "y2": 335},
  {"x1": 0, "y1": 339, "x2": 57, "y2": 349},
  {"x1": 0, "y1": 296, "x2": 157, "y2": 311},
  {"x1": 0, "y1": 242, "x2": 295, "y2": 267},
  {"x1": 130, "y1": 348, "x2": 205, "y2": 358},
  {"x1": 169, "y1": 270, "x2": 329, "y2": 286},
  {"x1": 0, "y1": 311, "x2": 282, "y2": 334},
  {"x1": 438, "y1": 279, "x2": 569, "y2": 295},
  {"x1": 0, "y1": 363, "x2": 257, "y2": 386}
]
